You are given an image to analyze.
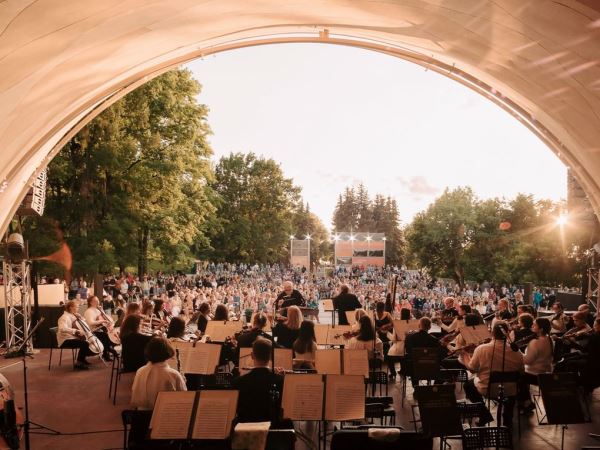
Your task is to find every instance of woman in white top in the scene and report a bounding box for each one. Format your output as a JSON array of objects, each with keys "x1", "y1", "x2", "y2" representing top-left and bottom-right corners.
[
  {"x1": 346, "y1": 316, "x2": 383, "y2": 360},
  {"x1": 131, "y1": 337, "x2": 187, "y2": 410},
  {"x1": 519, "y1": 317, "x2": 553, "y2": 414},
  {"x1": 292, "y1": 321, "x2": 317, "y2": 370},
  {"x1": 387, "y1": 308, "x2": 412, "y2": 379}
]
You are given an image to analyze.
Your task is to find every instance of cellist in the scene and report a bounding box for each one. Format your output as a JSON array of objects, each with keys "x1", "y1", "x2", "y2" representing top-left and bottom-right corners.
[{"x1": 57, "y1": 300, "x2": 93, "y2": 370}]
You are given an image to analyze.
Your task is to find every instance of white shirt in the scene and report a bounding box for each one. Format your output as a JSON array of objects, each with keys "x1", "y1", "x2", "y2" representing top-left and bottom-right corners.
[
  {"x1": 467, "y1": 340, "x2": 524, "y2": 395},
  {"x1": 130, "y1": 362, "x2": 187, "y2": 410},
  {"x1": 346, "y1": 336, "x2": 383, "y2": 360},
  {"x1": 84, "y1": 307, "x2": 104, "y2": 331},
  {"x1": 57, "y1": 312, "x2": 80, "y2": 347},
  {"x1": 523, "y1": 336, "x2": 553, "y2": 375}
]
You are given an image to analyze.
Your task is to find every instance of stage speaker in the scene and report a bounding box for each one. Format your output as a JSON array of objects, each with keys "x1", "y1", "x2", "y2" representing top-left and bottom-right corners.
[
  {"x1": 556, "y1": 291, "x2": 584, "y2": 311},
  {"x1": 523, "y1": 282, "x2": 533, "y2": 304}
]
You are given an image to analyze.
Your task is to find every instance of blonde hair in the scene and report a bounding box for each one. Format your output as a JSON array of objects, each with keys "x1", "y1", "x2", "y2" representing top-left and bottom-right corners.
[{"x1": 286, "y1": 306, "x2": 302, "y2": 330}]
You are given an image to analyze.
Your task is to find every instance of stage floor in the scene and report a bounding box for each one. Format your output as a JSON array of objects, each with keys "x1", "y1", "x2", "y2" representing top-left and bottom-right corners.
[{"x1": 1, "y1": 339, "x2": 599, "y2": 449}]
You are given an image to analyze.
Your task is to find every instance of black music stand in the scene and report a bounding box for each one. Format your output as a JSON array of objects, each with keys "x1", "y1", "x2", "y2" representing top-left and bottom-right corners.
[
  {"x1": 538, "y1": 372, "x2": 590, "y2": 450},
  {"x1": 16, "y1": 318, "x2": 61, "y2": 450},
  {"x1": 415, "y1": 384, "x2": 462, "y2": 450}
]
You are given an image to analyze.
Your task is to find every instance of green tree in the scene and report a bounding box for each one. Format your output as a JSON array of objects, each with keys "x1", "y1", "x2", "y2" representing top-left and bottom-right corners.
[
  {"x1": 206, "y1": 152, "x2": 301, "y2": 263},
  {"x1": 26, "y1": 69, "x2": 214, "y2": 277}
]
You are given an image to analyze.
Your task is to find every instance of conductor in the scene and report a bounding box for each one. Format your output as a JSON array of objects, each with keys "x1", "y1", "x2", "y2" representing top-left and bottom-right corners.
[{"x1": 333, "y1": 284, "x2": 361, "y2": 326}]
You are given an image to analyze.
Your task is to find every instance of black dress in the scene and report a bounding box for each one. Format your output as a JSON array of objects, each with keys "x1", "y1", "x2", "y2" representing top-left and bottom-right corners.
[{"x1": 272, "y1": 323, "x2": 300, "y2": 349}]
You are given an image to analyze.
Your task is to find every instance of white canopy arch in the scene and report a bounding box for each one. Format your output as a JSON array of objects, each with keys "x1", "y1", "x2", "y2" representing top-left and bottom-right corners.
[{"x1": 1, "y1": 0, "x2": 599, "y2": 232}]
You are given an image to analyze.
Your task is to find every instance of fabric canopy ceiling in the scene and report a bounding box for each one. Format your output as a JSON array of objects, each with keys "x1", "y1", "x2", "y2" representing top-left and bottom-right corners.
[{"x1": 0, "y1": 0, "x2": 599, "y2": 233}]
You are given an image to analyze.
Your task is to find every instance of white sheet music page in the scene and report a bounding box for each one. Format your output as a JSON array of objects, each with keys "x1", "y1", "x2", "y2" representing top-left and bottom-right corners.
[
  {"x1": 150, "y1": 391, "x2": 196, "y2": 439},
  {"x1": 282, "y1": 374, "x2": 324, "y2": 420},
  {"x1": 192, "y1": 390, "x2": 239, "y2": 439},
  {"x1": 324, "y1": 374, "x2": 365, "y2": 421},
  {"x1": 314, "y1": 349, "x2": 341, "y2": 375},
  {"x1": 342, "y1": 349, "x2": 369, "y2": 377}
]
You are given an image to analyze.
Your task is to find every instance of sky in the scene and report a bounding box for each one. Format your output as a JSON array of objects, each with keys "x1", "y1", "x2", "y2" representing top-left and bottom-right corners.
[{"x1": 185, "y1": 43, "x2": 566, "y2": 228}]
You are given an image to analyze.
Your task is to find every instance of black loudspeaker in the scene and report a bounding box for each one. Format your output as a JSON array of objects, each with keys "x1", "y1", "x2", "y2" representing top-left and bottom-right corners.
[
  {"x1": 556, "y1": 291, "x2": 585, "y2": 311},
  {"x1": 523, "y1": 282, "x2": 533, "y2": 304}
]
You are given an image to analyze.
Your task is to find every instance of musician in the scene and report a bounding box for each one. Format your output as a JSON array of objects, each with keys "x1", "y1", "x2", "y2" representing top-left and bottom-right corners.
[
  {"x1": 293, "y1": 321, "x2": 317, "y2": 370},
  {"x1": 272, "y1": 306, "x2": 302, "y2": 349},
  {"x1": 557, "y1": 311, "x2": 592, "y2": 354},
  {"x1": 153, "y1": 299, "x2": 170, "y2": 323},
  {"x1": 550, "y1": 302, "x2": 568, "y2": 334},
  {"x1": 581, "y1": 318, "x2": 600, "y2": 393},
  {"x1": 235, "y1": 313, "x2": 269, "y2": 348},
  {"x1": 130, "y1": 337, "x2": 186, "y2": 410},
  {"x1": 346, "y1": 315, "x2": 383, "y2": 360},
  {"x1": 443, "y1": 313, "x2": 481, "y2": 370},
  {"x1": 495, "y1": 298, "x2": 514, "y2": 321},
  {"x1": 439, "y1": 304, "x2": 470, "y2": 333},
  {"x1": 439, "y1": 297, "x2": 458, "y2": 328},
  {"x1": 387, "y1": 307, "x2": 412, "y2": 379},
  {"x1": 463, "y1": 322, "x2": 524, "y2": 427},
  {"x1": 511, "y1": 313, "x2": 535, "y2": 352},
  {"x1": 351, "y1": 309, "x2": 368, "y2": 332},
  {"x1": 114, "y1": 296, "x2": 126, "y2": 327},
  {"x1": 196, "y1": 302, "x2": 211, "y2": 334},
  {"x1": 374, "y1": 301, "x2": 393, "y2": 343},
  {"x1": 213, "y1": 304, "x2": 229, "y2": 321},
  {"x1": 120, "y1": 314, "x2": 153, "y2": 373},
  {"x1": 57, "y1": 300, "x2": 94, "y2": 370},
  {"x1": 83, "y1": 295, "x2": 116, "y2": 361},
  {"x1": 333, "y1": 284, "x2": 361, "y2": 326},
  {"x1": 518, "y1": 318, "x2": 553, "y2": 414},
  {"x1": 166, "y1": 316, "x2": 189, "y2": 342},
  {"x1": 232, "y1": 338, "x2": 283, "y2": 423},
  {"x1": 274, "y1": 281, "x2": 305, "y2": 314},
  {"x1": 577, "y1": 303, "x2": 596, "y2": 328}
]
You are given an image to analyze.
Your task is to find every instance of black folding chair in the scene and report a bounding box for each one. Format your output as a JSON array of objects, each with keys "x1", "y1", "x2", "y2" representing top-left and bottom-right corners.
[{"x1": 48, "y1": 327, "x2": 78, "y2": 370}]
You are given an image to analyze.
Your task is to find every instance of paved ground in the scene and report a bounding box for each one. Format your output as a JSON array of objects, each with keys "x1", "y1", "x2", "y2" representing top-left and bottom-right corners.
[{"x1": 1, "y1": 334, "x2": 600, "y2": 449}]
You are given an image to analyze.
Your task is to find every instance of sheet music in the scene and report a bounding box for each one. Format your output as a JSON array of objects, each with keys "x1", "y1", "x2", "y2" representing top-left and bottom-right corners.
[
  {"x1": 345, "y1": 310, "x2": 358, "y2": 325},
  {"x1": 205, "y1": 321, "x2": 243, "y2": 342},
  {"x1": 184, "y1": 343, "x2": 221, "y2": 375},
  {"x1": 326, "y1": 325, "x2": 352, "y2": 346},
  {"x1": 274, "y1": 348, "x2": 293, "y2": 371},
  {"x1": 281, "y1": 374, "x2": 324, "y2": 421},
  {"x1": 150, "y1": 391, "x2": 196, "y2": 440},
  {"x1": 314, "y1": 349, "x2": 341, "y2": 374},
  {"x1": 342, "y1": 349, "x2": 369, "y2": 377},
  {"x1": 460, "y1": 325, "x2": 491, "y2": 345},
  {"x1": 322, "y1": 299, "x2": 334, "y2": 311},
  {"x1": 314, "y1": 324, "x2": 330, "y2": 345},
  {"x1": 324, "y1": 375, "x2": 365, "y2": 421},
  {"x1": 392, "y1": 319, "x2": 419, "y2": 339},
  {"x1": 191, "y1": 391, "x2": 238, "y2": 439}
]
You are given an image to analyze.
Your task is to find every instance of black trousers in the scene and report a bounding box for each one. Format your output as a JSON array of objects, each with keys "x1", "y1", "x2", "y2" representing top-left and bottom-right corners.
[
  {"x1": 93, "y1": 330, "x2": 114, "y2": 357},
  {"x1": 464, "y1": 379, "x2": 515, "y2": 426},
  {"x1": 60, "y1": 339, "x2": 93, "y2": 363}
]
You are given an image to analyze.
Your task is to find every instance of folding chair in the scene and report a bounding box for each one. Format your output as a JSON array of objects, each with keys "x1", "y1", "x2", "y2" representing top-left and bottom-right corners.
[
  {"x1": 48, "y1": 327, "x2": 78, "y2": 370},
  {"x1": 366, "y1": 371, "x2": 388, "y2": 396}
]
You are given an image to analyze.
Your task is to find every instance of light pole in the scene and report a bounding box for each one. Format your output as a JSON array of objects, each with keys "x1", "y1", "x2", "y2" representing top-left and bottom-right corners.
[
  {"x1": 305, "y1": 234, "x2": 311, "y2": 272},
  {"x1": 349, "y1": 233, "x2": 356, "y2": 267},
  {"x1": 332, "y1": 234, "x2": 340, "y2": 268},
  {"x1": 382, "y1": 236, "x2": 387, "y2": 267},
  {"x1": 366, "y1": 234, "x2": 372, "y2": 266},
  {"x1": 289, "y1": 235, "x2": 295, "y2": 266}
]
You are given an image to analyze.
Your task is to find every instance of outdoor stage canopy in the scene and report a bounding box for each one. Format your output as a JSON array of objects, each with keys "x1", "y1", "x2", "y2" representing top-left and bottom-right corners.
[{"x1": 1, "y1": 0, "x2": 600, "y2": 234}]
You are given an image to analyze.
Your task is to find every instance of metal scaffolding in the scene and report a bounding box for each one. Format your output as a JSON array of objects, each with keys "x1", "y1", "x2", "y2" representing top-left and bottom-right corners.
[
  {"x1": 586, "y1": 266, "x2": 600, "y2": 313},
  {"x1": 3, "y1": 259, "x2": 32, "y2": 355}
]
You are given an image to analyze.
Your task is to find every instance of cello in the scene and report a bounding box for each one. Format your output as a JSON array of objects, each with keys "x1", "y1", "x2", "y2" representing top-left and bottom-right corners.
[{"x1": 73, "y1": 314, "x2": 104, "y2": 355}]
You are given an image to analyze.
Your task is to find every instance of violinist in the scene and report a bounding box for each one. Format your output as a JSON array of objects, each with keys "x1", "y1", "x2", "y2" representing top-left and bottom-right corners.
[
  {"x1": 495, "y1": 298, "x2": 514, "y2": 322},
  {"x1": 510, "y1": 313, "x2": 535, "y2": 352},
  {"x1": 439, "y1": 304, "x2": 470, "y2": 334},
  {"x1": 577, "y1": 303, "x2": 596, "y2": 328},
  {"x1": 293, "y1": 321, "x2": 317, "y2": 370},
  {"x1": 153, "y1": 299, "x2": 171, "y2": 324},
  {"x1": 273, "y1": 306, "x2": 302, "y2": 349},
  {"x1": 121, "y1": 314, "x2": 153, "y2": 373},
  {"x1": 554, "y1": 311, "x2": 592, "y2": 358},
  {"x1": 374, "y1": 301, "x2": 393, "y2": 343},
  {"x1": 196, "y1": 302, "x2": 211, "y2": 334},
  {"x1": 83, "y1": 296, "x2": 117, "y2": 361},
  {"x1": 439, "y1": 297, "x2": 458, "y2": 329},
  {"x1": 387, "y1": 308, "x2": 412, "y2": 379},
  {"x1": 166, "y1": 317, "x2": 189, "y2": 343},
  {"x1": 550, "y1": 302, "x2": 568, "y2": 335},
  {"x1": 443, "y1": 313, "x2": 481, "y2": 370},
  {"x1": 518, "y1": 317, "x2": 553, "y2": 414},
  {"x1": 213, "y1": 304, "x2": 229, "y2": 321},
  {"x1": 57, "y1": 300, "x2": 93, "y2": 370},
  {"x1": 346, "y1": 315, "x2": 383, "y2": 360},
  {"x1": 235, "y1": 313, "x2": 269, "y2": 348}
]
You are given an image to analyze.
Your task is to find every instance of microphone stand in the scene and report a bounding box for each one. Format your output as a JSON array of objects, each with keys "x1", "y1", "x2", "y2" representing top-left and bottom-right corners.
[{"x1": 16, "y1": 318, "x2": 61, "y2": 450}]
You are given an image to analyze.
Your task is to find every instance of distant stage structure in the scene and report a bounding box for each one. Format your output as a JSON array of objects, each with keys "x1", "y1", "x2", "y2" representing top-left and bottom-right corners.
[{"x1": 333, "y1": 232, "x2": 385, "y2": 267}]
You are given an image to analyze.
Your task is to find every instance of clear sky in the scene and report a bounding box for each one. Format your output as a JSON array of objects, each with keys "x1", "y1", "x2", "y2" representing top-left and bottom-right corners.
[{"x1": 185, "y1": 43, "x2": 566, "y2": 228}]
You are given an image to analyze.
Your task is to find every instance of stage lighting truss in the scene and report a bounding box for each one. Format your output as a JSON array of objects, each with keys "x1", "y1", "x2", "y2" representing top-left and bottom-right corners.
[
  {"x1": 586, "y1": 267, "x2": 599, "y2": 313},
  {"x1": 2, "y1": 259, "x2": 33, "y2": 355}
]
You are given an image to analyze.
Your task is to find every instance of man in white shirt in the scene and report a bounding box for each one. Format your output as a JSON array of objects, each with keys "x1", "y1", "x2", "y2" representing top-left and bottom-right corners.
[
  {"x1": 463, "y1": 321, "x2": 524, "y2": 427},
  {"x1": 131, "y1": 337, "x2": 187, "y2": 410}
]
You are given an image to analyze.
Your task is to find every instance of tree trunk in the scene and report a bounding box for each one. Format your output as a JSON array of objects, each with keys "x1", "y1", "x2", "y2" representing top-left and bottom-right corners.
[
  {"x1": 141, "y1": 227, "x2": 149, "y2": 276},
  {"x1": 137, "y1": 229, "x2": 143, "y2": 276}
]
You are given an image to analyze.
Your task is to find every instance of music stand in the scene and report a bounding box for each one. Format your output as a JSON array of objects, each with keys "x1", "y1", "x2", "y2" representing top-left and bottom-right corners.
[
  {"x1": 414, "y1": 384, "x2": 462, "y2": 450},
  {"x1": 15, "y1": 318, "x2": 61, "y2": 450},
  {"x1": 538, "y1": 372, "x2": 591, "y2": 450}
]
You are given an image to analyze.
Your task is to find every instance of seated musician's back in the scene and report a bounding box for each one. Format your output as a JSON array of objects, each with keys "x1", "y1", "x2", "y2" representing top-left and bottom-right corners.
[{"x1": 232, "y1": 337, "x2": 283, "y2": 423}]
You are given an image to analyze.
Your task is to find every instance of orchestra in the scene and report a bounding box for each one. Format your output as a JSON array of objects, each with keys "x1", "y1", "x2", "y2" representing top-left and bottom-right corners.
[{"x1": 7, "y1": 273, "x2": 600, "y2": 449}]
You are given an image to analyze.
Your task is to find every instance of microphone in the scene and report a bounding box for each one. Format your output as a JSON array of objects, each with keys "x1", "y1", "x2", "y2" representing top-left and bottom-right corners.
[{"x1": 499, "y1": 326, "x2": 519, "y2": 352}]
